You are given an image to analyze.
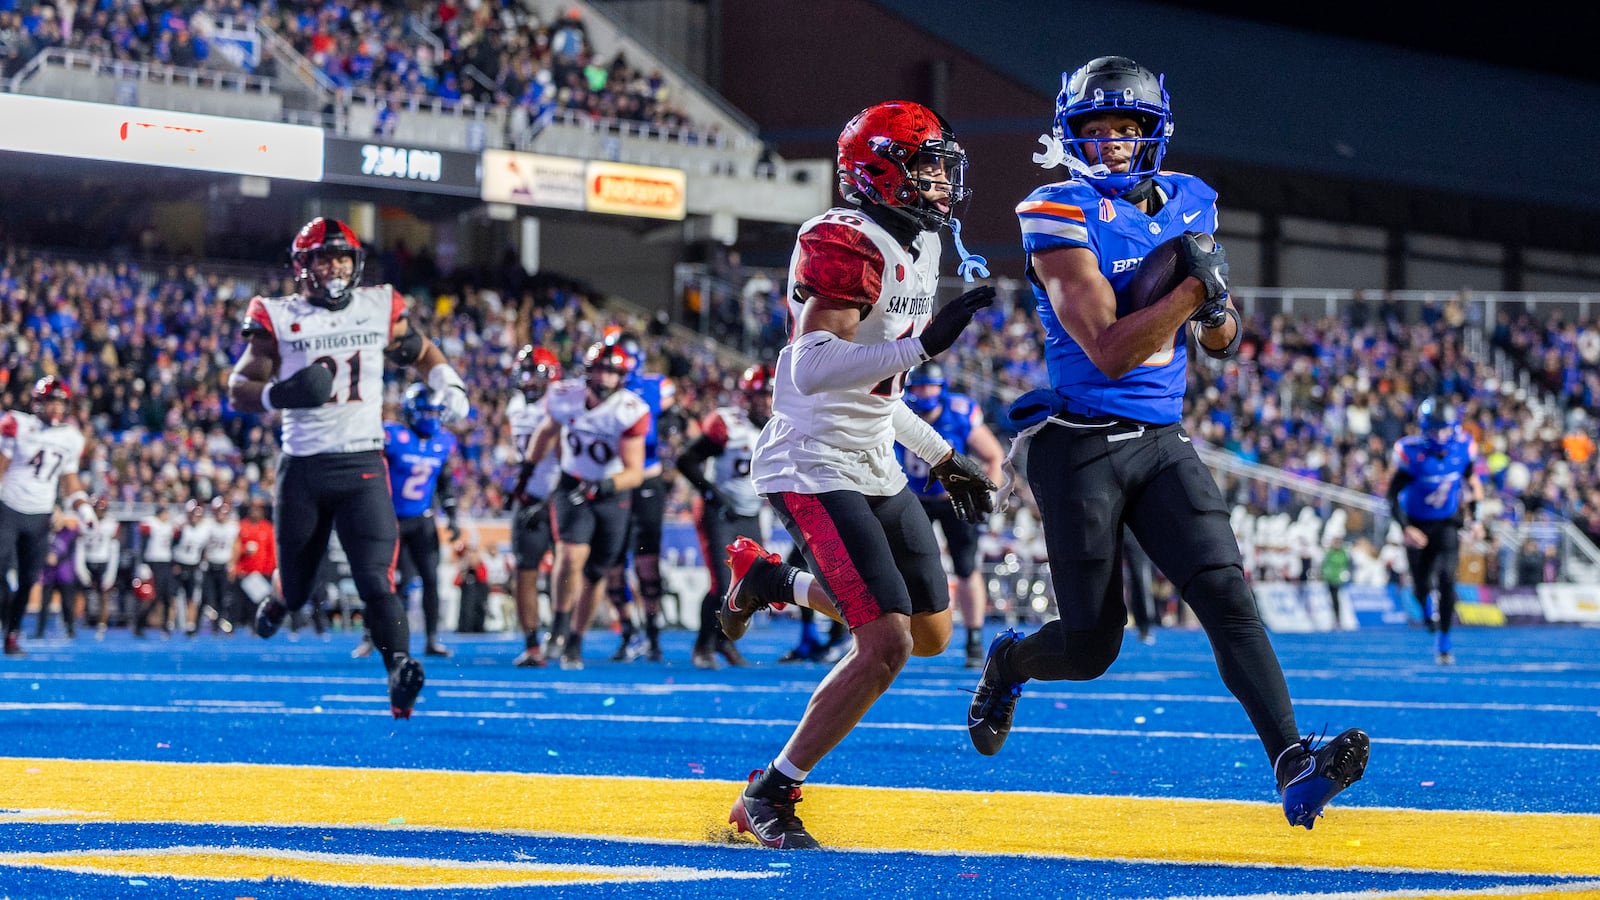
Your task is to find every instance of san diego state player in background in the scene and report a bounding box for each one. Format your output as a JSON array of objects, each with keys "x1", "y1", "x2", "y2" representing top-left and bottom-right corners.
[
  {"x1": 525, "y1": 340, "x2": 650, "y2": 670},
  {"x1": 964, "y1": 56, "x2": 1367, "y2": 830},
  {"x1": 229, "y1": 217, "x2": 471, "y2": 718},
  {"x1": 895, "y1": 362, "x2": 1005, "y2": 667},
  {"x1": 504, "y1": 344, "x2": 562, "y2": 667},
  {"x1": 716, "y1": 101, "x2": 997, "y2": 848},
  {"x1": 602, "y1": 329, "x2": 677, "y2": 663},
  {"x1": 0, "y1": 377, "x2": 99, "y2": 656},
  {"x1": 352, "y1": 383, "x2": 461, "y2": 659},
  {"x1": 676, "y1": 363, "x2": 772, "y2": 670},
  {"x1": 1387, "y1": 396, "x2": 1483, "y2": 665}
]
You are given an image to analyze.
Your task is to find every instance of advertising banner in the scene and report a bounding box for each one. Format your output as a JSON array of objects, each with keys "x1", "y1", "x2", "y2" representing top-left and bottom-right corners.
[
  {"x1": 0, "y1": 94, "x2": 323, "y2": 181},
  {"x1": 480, "y1": 149, "x2": 585, "y2": 210}
]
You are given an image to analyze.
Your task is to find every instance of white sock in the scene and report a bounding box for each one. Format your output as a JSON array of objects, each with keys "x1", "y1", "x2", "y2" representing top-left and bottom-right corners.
[
  {"x1": 772, "y1": 752, "x2": 810, "y2": 782},
  {"x1": 791, "y1": 572, "x2": 815, "y2": 609}
]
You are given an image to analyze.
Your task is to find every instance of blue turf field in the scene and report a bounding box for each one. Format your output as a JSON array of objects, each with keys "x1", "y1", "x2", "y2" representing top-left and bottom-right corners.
[{"x1": 2, "y1": 619, "x2": 1598, "y2": 899}]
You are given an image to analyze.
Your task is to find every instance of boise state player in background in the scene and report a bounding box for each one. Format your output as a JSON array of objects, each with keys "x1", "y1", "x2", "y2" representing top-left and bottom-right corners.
[
  {"x1": 896, "y1": 362, "x2": 1004, "y2": 667},
  {"x1": 230, "y1": 217, "x2": 471, "y2": 719},
  {"x1": 1387, "y1": 396, "x2": 1483, "y2": 665},
  {"x1": 965, "y1": 57, "x2": 1369, "y2": 830},
  {"x1": 352, "y1": 384, "x2": 460, "y2": 659},
  {"x1": 676, "y1": 364, "x2": 771, "y2": 670},
  {"x1": 602, "y1": 330, "x2": 676, "y2": 663}
]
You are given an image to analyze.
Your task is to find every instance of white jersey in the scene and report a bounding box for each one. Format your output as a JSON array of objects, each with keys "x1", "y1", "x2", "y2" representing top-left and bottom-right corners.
[
  {"x1": 204, "y1": 517, "x2": 239, "y2": 567},
  {"x1": 0, "y1": 411, "x2": 86, "y2": 515},
  {"x1": 141, "y1": 516, "x2": 178, "y2": 563},
  {"x1": 77, "y1": 519, "x2": 119, "y2": 564},
  {"x1": 507, "y1": 391, "x2": 561, "y2": 500},
  {"x1": 544, "y1": 378, "x2": 651, "y2": 482},
  {"x1": 701, "y1": 407, "x2": 763, "y2": 517},
  {"x1": 173, "y1": 520, "x2": 210, "y2": 567},
  {"x1": 753, "y1": 208, "x2": 941, "y2": 496},
  {"x1": 247, "y1": 284, "x2": 406, "y2": 457}
]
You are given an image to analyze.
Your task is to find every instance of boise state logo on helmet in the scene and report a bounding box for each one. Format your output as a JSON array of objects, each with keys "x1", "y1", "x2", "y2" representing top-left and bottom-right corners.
[
  {"x1": 837, "y1": 101, "x2": 971, "y2": 232},
  {"x1": 1051, "y1": 56, "x2": 1173, "y2": 197},
  {"x1": 905, "y1": 362, "x2": 947, "y2": 415},
  {"x1": 291, "y1": 217, "x2": 366, "y2": 309},
  {"x1": 403, "y1": 382, "x2": 445, "y2": 438}
]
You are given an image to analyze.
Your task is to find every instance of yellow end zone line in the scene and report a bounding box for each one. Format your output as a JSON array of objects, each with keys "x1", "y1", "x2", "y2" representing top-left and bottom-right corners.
[{"x1": 2, "y1": 758, "x2": 1596, "y2": 877}]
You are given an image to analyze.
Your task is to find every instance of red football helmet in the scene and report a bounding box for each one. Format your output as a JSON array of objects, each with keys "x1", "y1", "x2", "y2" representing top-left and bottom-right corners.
[
  {"x1": 515, "y1": 344, "x2": 562, "y2": 400},
  {"x1": 583, "y1": 340, "x2": 636, "y2": 398},
  {"x1": 837, "y1": 101, "x2": 971, "y2": 231},
  {"x1": 31, "y1": 376, "x2": 71, "y2": 424},
  {"x1": 291, "y1": 217, "x2": 365, "y2": 308},
  {"x1": 738, "y1": 364, "x2": 774, "y2": 394}
]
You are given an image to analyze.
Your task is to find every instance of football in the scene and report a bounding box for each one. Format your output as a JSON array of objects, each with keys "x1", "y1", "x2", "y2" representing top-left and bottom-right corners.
[{"x1": 1119, "y1": 232, "x2": 1212, "y2": 315}]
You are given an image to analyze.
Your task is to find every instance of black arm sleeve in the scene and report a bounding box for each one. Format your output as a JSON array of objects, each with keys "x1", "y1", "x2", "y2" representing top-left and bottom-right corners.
[
  {"x1": 1387, "y1": 469, "x2": 1413, "y2": 529},
  {"x1": 674, "y1": 436, "x2": 719, "y2": 493},
  {"x1": 383, "y1": 325, "x2": 425, "y2": 366}
]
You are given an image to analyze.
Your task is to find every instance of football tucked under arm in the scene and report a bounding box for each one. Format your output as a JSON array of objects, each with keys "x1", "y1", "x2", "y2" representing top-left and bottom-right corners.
[{"x1": 1120, "y1": 231, "x2": 1226, "y2": 315}]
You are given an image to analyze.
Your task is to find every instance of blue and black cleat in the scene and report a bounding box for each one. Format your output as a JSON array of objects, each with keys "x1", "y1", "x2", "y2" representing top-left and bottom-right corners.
[
  {"x1": 1277, "y1": 728, "x2": 1370, "y2": 829},
  {"x1": 966, "y1": 628, "x2": 1025, "y2": 756}
]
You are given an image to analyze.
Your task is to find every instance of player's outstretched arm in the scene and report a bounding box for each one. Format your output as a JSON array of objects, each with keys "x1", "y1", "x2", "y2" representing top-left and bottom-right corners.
[{"x1": 390, "y1": 318, "x2": 470, "y2": 425}]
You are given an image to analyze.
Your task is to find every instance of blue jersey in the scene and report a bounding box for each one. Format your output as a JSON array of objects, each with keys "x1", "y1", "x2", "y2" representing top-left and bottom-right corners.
[
  {"x1": 1017, "y1": 172, "x2": 1219, "y2": 424},
  {"x1": 383, "y1": 422, "x2": 456, "y2": 520},
  {"x1": 626, "y1": 372, "x2": 675, "y2": 470},
  {"x1": 896, "y1": 393, "x2": 982, "y2": 499},
  {"x1": 1392, "y1": 430, "x2": 1477, "y2": 522}
]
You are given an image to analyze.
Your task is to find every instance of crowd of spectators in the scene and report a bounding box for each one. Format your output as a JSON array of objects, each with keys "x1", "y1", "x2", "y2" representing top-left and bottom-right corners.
[{"x1": 0, "y1": 0, "x2": 252, "y2": 76}]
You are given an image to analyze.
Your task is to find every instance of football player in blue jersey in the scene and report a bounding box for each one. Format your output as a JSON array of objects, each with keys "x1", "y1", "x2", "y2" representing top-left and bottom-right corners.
[
  {"x1": 967, "y1": 56, "x2": 1369, "y2": 830},
  {"x1": 1387, "y1": 396, "x2": 1483, "y2": 665},
  {"x1": 601, "y1": 329, "x2": 678, "y2": 663},
  {"x1": 896, "y1": 362, "x2": 1004, "y2": 667},
  {"x1": 353, "y1": 383, "x2": 460, "y2": 659}
]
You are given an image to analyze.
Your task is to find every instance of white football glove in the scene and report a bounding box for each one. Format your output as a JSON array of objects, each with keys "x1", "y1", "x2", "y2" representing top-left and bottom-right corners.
[{"x1": 428, "y1": 364, "x2": 471, "y2": 425}]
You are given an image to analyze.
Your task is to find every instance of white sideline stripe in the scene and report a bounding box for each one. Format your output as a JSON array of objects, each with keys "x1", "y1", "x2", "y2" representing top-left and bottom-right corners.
[
  {"x1": 2, "y1": 702, "x2": 1598, "y2": 753},
  {"x1": 1166, "y1": 879, "x2": 1600, "y2": 899}
]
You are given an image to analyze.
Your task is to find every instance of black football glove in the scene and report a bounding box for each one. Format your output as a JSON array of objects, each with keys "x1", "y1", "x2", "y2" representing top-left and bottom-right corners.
[
  {"x1": 930, "y1": 452, "x2": 997, "y2": 524},
  {"x1": 568, "y1": 477, "x2": 617, "y2": 505},
  {"x1": 919, "y1": 285, "x2": 996, "y2": 357},
  {"x1": 1193, "y1": 300, "x2": 1229, "y2": 330},
  {"x1": 267, "y1": 364, "x2": 335, "y2": 409},
  {"x1": 1180, "y1": 232, "x2": 1229, "y2": 305}
]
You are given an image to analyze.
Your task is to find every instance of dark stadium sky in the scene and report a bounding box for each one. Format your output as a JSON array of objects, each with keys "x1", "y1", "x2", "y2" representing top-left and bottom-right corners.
[{"x1": 1176, "y1": 3, "x2": 1596, "y2": 85}]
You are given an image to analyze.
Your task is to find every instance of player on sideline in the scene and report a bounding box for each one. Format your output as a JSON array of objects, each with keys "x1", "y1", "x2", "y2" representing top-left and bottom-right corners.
[
  {"x1": 966, "y1": 56, "x2": 1368, "y2": 830},
  {"x1": 504, "y1": 344, "x2": 563, "y2": 667},
  {"x1": 0, "y1": 377, "x2": 99, "y2": 657},
  {"x1": 1388, "y1": 396, "x2": 1483, "y2": 665},
  {"x1": 717, "y1": 100, "x2": 998, "y2": 848},
  {"x1": 229, "y1": 217, "x2": 471, "y2": 718}
]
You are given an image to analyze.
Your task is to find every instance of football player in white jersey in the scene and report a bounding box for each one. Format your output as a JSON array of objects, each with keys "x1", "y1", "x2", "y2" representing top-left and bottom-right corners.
[
  {"x1": 525, "y1": 340, "x2": 650, "y2": 670},
  {"x1": 136, "y1": 502, "x2": 180, "y2": 637},
  {"x1": 75, "y1": 495, "x2": 120, "y2": 639},
  {"x1": 0, "y1": 377, "x2": 97, "y2": 656},
  {"x1": 173, "y1": 499, "x2": 210, "y2": 635},
  {"x1": 228, "y1": 217, "x2": 471, "y2": 718},
  {"x1": 677, "y1": 364, "x2": 772, "y2": 670},
  {"x1": 504, "y1": 344, "x2": 562, "y2": 667},
  {"x1": 716, "y1": 101, "x2": 997, "y2": 849},
  {"x1": 199, "y1": 496, "x2": 239, "y2": 634}
]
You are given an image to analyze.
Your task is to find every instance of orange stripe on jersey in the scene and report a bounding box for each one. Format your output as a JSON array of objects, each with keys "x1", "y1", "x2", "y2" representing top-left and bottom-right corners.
[{"x1": 1014, "y1": 200, "x2": 1087, "y2": 221}]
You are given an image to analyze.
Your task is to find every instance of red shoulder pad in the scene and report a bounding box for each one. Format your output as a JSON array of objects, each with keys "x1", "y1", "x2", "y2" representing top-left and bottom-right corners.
[
  {"x1": 390, "y1": 288, "x2": 408, "y2": 339},
  {"x1": 244, "y1": 296, "x2": 275, "y2": 339},
  {"x1": 623, "y1": 409, "x2": 652, "y2": 438},
  {"x1": 0, "y1": 413, "x2": 15, "y2": 439},
  {"x1": 796, "y1": 222, "x2": 885, "y2": 305},
  {"x1": 700, "y1": 411, "x2": 729, "y2": 447}
]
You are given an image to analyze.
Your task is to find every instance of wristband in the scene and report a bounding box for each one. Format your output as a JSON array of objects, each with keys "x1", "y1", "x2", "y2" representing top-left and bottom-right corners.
[
  {"x1": 259, "y1": 382, "x2": 275, "y2": 413},
  {"x1": 66, "y1": 490, "x2": 88, "y2": 508}
]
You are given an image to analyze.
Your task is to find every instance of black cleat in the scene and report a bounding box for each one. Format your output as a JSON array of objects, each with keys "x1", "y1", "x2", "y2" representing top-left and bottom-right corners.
[
  {"x1": 719, "y1": 537, "x2": 786, "y2": 641},
  {"x1": 729, "y1": 770, "x2": 821, "y2": 850},
  {"x1": 387, "y1": 656, "x2": 426, "y2": 719},
  {"x1": 1277, "y1": 728, "x2": 1371, "y2": 829},
  {"x1": 967, "y1": 629, "x2": 1024, "y2": 756},
  {"x1": 716, "y1": 639, "x2": 750, "y2": 668},
  {"x1": 254, "y1": 598, "x2": 287, "y2": 639},
  {"x1": 3, "y1": 632, "x2": 24, "y2": 657}
]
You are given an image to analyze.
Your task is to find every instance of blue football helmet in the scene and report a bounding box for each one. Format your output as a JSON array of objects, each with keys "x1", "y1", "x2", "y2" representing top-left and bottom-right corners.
[
  {"x1": 402, "y1": 382, "x2": 444, "y2": 438},
  {"x1": 905, "y1": 362, "x2": 947, "y2": 416},
  {"x1": 603, "y1": 329, "x2": 647, "y2": 374},
  {"x1": 1053, "y1": 56, "x2": 1172, "y2": 197},
  {"x1": 1417, "y1": 396, "x2": 1459, "y2": 448}
]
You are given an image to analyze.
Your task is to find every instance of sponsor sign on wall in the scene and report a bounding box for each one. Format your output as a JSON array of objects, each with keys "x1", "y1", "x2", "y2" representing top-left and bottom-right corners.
[
  {"x1": 1537, "y1": 583, "x2": 1600, "y2": 623},
  {"x1": 0, "y1": 94, "x2": 323, "y2": 181},
  {"x1": 480, "y1": 151, "x2": 685, "y2": 220}
]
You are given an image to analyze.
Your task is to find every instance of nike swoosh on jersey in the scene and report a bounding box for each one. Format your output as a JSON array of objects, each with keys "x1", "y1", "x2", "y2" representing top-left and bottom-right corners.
[{"x1": 1182, "y1": 210, "x2": 1202, "y2": 224}]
